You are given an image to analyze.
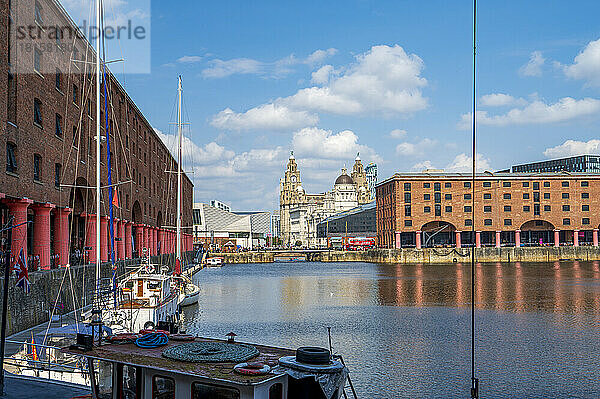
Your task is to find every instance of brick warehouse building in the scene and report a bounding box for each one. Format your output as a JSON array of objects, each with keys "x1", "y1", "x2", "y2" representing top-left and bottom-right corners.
[
  {"x1": 376, "y1": 172, "x2": 600, "y2": 249},
  {"x1": 0, "y1": 0, "x2": 193, "y2": 270}
]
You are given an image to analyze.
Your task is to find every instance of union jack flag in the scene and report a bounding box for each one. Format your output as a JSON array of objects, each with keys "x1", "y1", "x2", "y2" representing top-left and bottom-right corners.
[{"x1": 13, "y1": 248, "x2": 30, "y2": 294}]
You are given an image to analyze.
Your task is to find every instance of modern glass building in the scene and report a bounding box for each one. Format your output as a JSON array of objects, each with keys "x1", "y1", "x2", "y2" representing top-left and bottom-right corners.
[
  {"x1": 317, "y1": 201, "x2": 376, "y2": 238},
  {"x1": 512, "y1": 155, "x2": 600, "y2": 173},
  {"x1": 366, "y1": 163, "x2": 378, "y2": 200}
]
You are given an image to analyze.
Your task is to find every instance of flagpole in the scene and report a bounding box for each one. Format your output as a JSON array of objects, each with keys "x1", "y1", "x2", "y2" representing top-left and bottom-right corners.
[{"x1": 0, "y1": 223, "x2": 13, "y2": 394}]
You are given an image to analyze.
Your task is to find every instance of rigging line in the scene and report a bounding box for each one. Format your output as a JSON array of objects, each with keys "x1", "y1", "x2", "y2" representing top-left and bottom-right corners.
[
  {"x1": 470, "y1": 0, "x2": 479, "y2": 398},
  {"x1": 66, "y1": 265, "x2": 79, "y2": 333},
  {"x1": 41, "y1": 265, "x2": 69, "y2": 347}
]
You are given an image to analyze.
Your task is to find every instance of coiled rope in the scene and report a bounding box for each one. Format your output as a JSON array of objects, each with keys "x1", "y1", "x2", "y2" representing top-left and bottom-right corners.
[{"x1": 135, "y1": 332, "x2": 169, "y2": 349}]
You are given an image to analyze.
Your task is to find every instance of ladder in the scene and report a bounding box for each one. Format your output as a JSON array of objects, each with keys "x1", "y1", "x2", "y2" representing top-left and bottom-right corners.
[{"x1": 333, "y1": 354, "x2": 358, "y2": 399}]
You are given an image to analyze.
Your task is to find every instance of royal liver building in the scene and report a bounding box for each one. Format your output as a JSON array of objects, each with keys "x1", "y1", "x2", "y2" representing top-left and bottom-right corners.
[{"x1": 279, "y1": 152, "x2": 372, "y2": 247}]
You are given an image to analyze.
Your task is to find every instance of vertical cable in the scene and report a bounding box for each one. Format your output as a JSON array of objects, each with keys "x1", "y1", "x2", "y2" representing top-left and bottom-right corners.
[{"x1": 470, "y1": 0, "x2": 479, "y2": 398}]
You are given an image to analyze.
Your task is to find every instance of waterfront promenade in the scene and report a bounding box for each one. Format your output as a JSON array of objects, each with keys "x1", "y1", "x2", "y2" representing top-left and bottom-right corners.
[{"x1": 213, "y1": 246, "x2": 600, "y2": 264}]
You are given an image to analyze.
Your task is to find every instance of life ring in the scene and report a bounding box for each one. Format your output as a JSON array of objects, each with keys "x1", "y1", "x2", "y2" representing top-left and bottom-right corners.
[
  {"x1": 170, "y1": 334, "x2": 195, "y2": 341},
  {"x1": 143, "y1": 320, "x2": 155, "y2": 330},
  {"x1": 139, "y1": 329, "x2": 170, "y2": 336},
  {"x1": 233, "y1": 362, "x2": 271, "y2": 376}
]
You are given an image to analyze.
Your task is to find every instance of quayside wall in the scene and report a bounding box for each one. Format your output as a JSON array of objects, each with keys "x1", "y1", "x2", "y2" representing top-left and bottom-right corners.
[
  {"x1": 215, "y1": 247, "x2": 600, "y2": 265},
  {"x1": 0, "y1": 252, "x2": 193, "y2": 336}
]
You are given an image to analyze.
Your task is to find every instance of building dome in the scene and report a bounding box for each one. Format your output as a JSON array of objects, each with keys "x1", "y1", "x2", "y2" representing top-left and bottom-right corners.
[
  {"x1": 296, "y1": 185, "x2": 304, "y2": 192},
  {"x1": 335, "y1": 174, "x2": 353, "y2": 185}
]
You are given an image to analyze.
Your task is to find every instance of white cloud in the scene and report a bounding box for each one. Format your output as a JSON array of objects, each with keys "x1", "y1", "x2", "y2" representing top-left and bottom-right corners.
[
  {"x1": 155, "y1": 129, "x2": 235, "y2": 165},
  {"x1": 292, "y1": 127, "x2": 380, "y2": 161},
  {"x1": 395, "y1": 138, "x2": 437, "y2": 156},
  {"x1": 389, "y1": 129, "x2": 407, "y2": 139},
  {"x1": 563, "y1": 38, "x2": 600, "y2": 86},
  {"x1": 519, "y1": 51, "x2": 545, "y2": 77},
  {"x1": 445, "y1": 153, "x2": 492, "y2": 173},
  {"x1": 210, "y1": 104, "x2": 319, "y2": 131},
  {"x1": 479, "y1": 93, "x2": 527, "y2": 107},
  {"x1": 212, "y1": 44, "x2": 429, "y2": 130},
  {"x1": 306, "y1": 48, "x2": 338, "y2": 66},
  {"x1": 411, "y1": 160, "x2": 435, "y2": 171},
  {"x1": 459, "y1": 97, "x2": 600, "y2": 128},
  {"x1": 311, "y1": 65, "x2": 335, "y2": 85},
  {"x1": 201, "y1": 48, "x2": 338, "y2": 79},
  {"x1": 543, "y1": 139, "x2": 600, "y2": 158},
  {"x1": 177, "y1": 55, "x2": 203, "y2": 63},
  {"x1": 202, "y1": 58, "x2": 265, "y2": 78}
]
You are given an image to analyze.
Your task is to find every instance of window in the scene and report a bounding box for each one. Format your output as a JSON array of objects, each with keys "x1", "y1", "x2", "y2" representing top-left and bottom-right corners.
[
  {"x1": 504, "y1": 219, "x2": 512, "y2": 226},
  {"x1": 562, "y1": 205, "x2": 570, "y2": 212},
  {"x1": 34, "y1": 98, "x2": 43, "y2": 126},
  {"x1": 404, "y1": 192, "x2": 411, "y2": 204},
  {"x1": 34, "y1": 1, "x2": 43, "y2": 24},
  {"x1": 483, "y1": 181, "x2": 491, "y2": 188},
  {"x1": 543, "y1": 182, "x2": 550, "y2": 187},
  {"x1": 464, "y1": 182, "x2": 471, "y2": 188},
  {"x1": 465, "y1": 219, "x2": 473, "y2": 226},
  {"x1": 562, "y1": 193, "x2": 569, "y2": 199},
  {"x1": 503, "y1": 181, "x2": 511, "y2": 187},
  {"x1": 434, "y1": 192, "x2": 441, "y2": 203},
  {"x1": 55, "y1": 114, "x2": 62, "y2": 137},
  {"x1": 34, "y1": 47, "x2": 42, "y2": 73},
  {"x1": 423, "y1": 182, "x2": 430, "y2": 188},
  {"x1": 533, "y1": 192, "x2": 540, "y2": 202},
  {"x1": 562, "y1": 181, "x2": 569, "y2": 187},
  {"x1": 404, "y1": 182, "x2": 411, "y2": 191},
  {"x1": 522, "y1": 182, "x2": 530, "y2": 187},
  {"x1": 464, "y1": 193, "x2": 471, "y2": 200},
  {"x1": 6, "y1": 142, "x2": 17, "y2": 173},
  {"x1": 435, "y1": 204, "x2": 441, "y2": 216},
  {"x1": 524, "y1": 205, "x2": 531, "y2": 212},
  {"x1": 582, "y1": 192, "x2": 589, "y2": 199},
  {"x1": 445, "y1": 182, "x2": 451, "y2": 188},
  {"x1": 583, "y1": 218, "x2": 590, "y2": 225},
  {"x1": 563, "y1": 218, "x2": 571, "y2": 226},
  {"x1": 152, "y1": 376, "x2": 175, "y2": 399},
  {"x1": 484, "y1": 193, "x2": 491, "y2": 200},
  {"x1": 73, "y1": 84, "x2": 79, "y2": 104},
  {"x1": 191, "y1": 382, "x2": 240, "y2": 399},
  {"x1": 503, "y1": 193, "x2": 511, "y2": 200},
  {"x1": 424, "y1": 206, "x2": 431, "y2": 213},
  {"x1": 484, "y1": 205, "x2": 491, "y2": 212},
  {"x1": 404, "y1": 205, "x2": 411, "y2": 217},
  {"x1": 33, "y1": 154, "x2": 41, "y2": 181},
  {"x1": 521, "y1": 193, "x2": 529, "y2": 200},
  {"x1": 55, "y1": 69, "x2": 62, "y2": 91},
  {"x1": 404, "y1": 220, "x2": 412, "y2": 227},
  {"x1": 543, "y1": 193, "x2": 550, "y2": 199},
  {"x1": 583, "y1": 205, "x2": 589, "y2": 212},
  {"x1": 434, "y1": 182, "x2": 441, "y2": 191},
  {"x1": 533, "y1": 182, "x2": 540, "y2": 190},
  {"x1": 484, "y1": 219, "x2": 492, "y2": 226},
  {"x1": 269, "y1": 383, "x2": 283, "y2": 399},
  {"x1": 54, "y1": 163, "x2": 61, "y2": 188},
  {"x1": 424, "y1": 194, "x2": 431, "y2": 201},
  {"x1": 504, "y1": 205, "x2": 512, "y2": 212},
  {"x1": 544, "y1": 205, "x2": 551, "y2": 212},
  {"x1": 464, "y1": 206, "x2": 472, "y2": 212},
  {"x1": 582, "y1": 181, "x2": 589, "y2": 187},
  {"x1": 445, "y1": 194, "x2": 452, "y2": 200},
  {"x1": 445, "y1": 206, "x2": 452, "y2": 213}
]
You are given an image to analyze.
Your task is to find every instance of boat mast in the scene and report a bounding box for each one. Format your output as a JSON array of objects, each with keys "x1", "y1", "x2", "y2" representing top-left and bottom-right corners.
[
  {"x1": 176, "y1": 76, "x2": 182, "y2": 269},
  {"x1": 95, "y1": 0, "x2": 102, "y2": 298}
]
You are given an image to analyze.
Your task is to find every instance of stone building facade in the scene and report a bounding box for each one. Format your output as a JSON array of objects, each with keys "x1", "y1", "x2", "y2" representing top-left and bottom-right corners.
[
  {"x1": 280, "y1": 152, "x2": 372, "y2": 247},
  {"x1": 0, "y1": 0, "x2": 193, "y2": 270},
  {"x1": 377, "y1": 172, "x2": 600, "y2": 249}
]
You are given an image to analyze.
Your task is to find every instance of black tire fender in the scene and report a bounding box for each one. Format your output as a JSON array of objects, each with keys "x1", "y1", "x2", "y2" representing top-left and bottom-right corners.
[{"x1": 295, "y1": 347, "x2": 330, "y2": 365}]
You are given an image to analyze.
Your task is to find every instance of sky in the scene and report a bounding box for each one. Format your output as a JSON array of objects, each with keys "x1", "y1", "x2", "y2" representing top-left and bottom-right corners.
[{"x1": 61, "y1": 0, "x2": 600, "y2": 211}]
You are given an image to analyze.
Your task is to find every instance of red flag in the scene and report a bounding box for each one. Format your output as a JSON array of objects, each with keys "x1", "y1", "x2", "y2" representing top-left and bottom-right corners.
[{"x1": 112, "y1": 187, "x2": 119, "y2": 208}]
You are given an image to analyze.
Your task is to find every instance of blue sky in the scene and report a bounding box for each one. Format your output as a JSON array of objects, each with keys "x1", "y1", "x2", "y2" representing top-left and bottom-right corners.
[{"x1": 63, "y1": 0, "x2": 600, "y2": 211}]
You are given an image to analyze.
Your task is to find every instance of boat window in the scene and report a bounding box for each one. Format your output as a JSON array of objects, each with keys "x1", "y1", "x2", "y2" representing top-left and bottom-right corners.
[
  {"x1": 148, "y1": 281, "x2": 161, "y2": 290},
  {"x1": 153, "y1": 375, "x2": 175, "y2": 399},
  {"x1": 122, "y1": 365, "x2": 139, "y2": 399},
  {"x1": 94, "y1": 360, "x2": 113, "y2": 399},
  {"x1": 269, "y1": 383, "x2": 283, "y2": 399},
  {"x1": 191, "y1": 382, "x2": 240, "y2": 399}
]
